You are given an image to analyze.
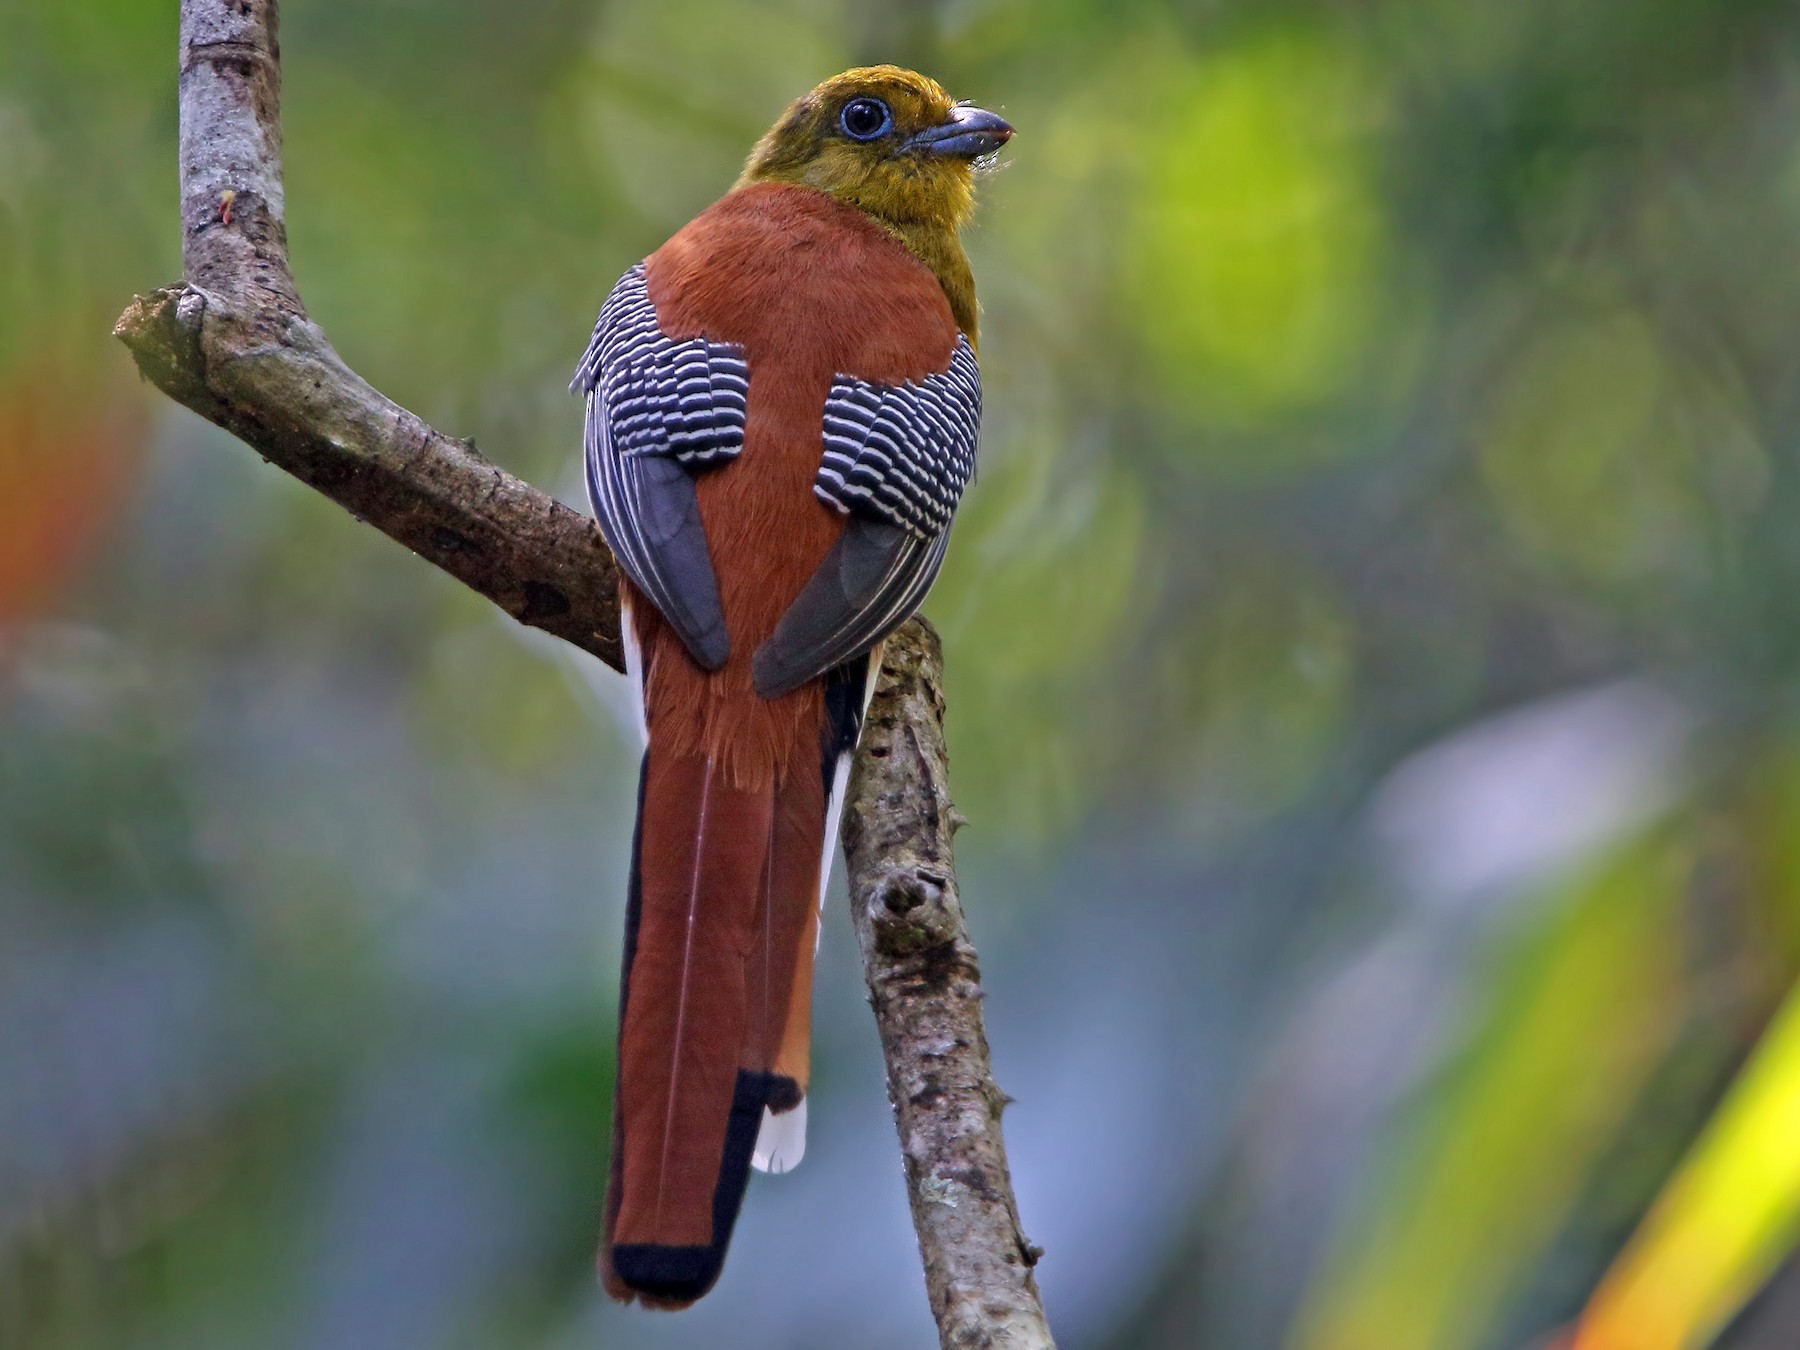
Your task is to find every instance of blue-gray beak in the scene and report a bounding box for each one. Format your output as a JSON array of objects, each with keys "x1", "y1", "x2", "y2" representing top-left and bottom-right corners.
[{"x1": 907, "y1": 104, "x2": 1014, "y2": 158}]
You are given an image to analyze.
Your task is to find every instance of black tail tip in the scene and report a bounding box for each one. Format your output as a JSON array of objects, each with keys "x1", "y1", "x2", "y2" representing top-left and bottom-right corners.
[
  {"x1": 600, "y1": 1070, "x2": 770, "y2": 1308},
  {"x1": 606, "y1": 1243, "x2": 727, "y2": 1308}
]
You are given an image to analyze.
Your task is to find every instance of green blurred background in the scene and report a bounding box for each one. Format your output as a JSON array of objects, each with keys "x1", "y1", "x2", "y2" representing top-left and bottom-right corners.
[{"x1": 6, "y1": 1, "x2": 1800, "y2": 1346}]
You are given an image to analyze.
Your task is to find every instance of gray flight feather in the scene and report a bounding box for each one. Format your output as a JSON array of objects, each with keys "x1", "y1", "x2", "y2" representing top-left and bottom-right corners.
[
  {"x1": 574, "y1": 264, "x2": 747, "y2": 670},
  {"x1": 754, "y1": 517, "x2": 954, "y2": 699}
]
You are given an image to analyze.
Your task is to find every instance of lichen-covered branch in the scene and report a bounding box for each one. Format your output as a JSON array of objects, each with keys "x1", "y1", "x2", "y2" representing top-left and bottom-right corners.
[
  {"x1": 114, "y1": 4, "x2": 1052, "y2": 1346},
  {"x1": 843, "y1": 622, "x2": 1055, "y2": 1349}
]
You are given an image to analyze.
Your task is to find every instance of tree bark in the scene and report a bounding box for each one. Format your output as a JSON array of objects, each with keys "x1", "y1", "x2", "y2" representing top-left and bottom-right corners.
[
  {"x1": 114, "y1": 4, "x2": 1053, "y2": 1346},
  {"x1": 845, "y1": 621, "x2": 1052, "y2": 1347}
]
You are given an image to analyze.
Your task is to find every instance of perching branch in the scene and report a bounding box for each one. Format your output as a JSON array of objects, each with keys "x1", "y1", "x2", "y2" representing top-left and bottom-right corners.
[
  {"x1": 118, "y1": 0, "x2": 623, "y2": 668},
  {"x1": 844, "y1": 621, "x2": 1052, "y2": 1347},
  {"x1": 113, "y1": 4, "x2": 1053, "y2": 1346}
]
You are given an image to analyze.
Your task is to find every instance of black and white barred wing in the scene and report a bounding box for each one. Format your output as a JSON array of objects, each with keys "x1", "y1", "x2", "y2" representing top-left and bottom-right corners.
[
  {"x1": 752, "y1": 337, "x2": 981, "y2": 699},
  {"x1": 815, "y1": 336, "x2": 980, "y2": 537},
  {"x1": 573, "y1": 263, "x2": 749, "y2": 670}
]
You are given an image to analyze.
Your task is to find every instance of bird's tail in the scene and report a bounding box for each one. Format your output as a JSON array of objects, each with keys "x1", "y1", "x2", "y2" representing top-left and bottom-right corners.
[{"x1": 600, "y1": 651, "x2": 872, "y2": 1308}]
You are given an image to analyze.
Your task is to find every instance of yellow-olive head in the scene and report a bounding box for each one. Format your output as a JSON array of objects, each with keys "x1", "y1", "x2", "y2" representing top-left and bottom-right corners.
[{"x1": 739, "y1": 66, "x2": 1013, "y2": 237}]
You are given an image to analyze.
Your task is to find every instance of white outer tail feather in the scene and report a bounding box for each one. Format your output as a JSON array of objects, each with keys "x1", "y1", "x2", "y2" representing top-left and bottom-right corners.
[
  {"x1": 752, "y1": 1100, "x2": 807, "y2": 1174},
  {"x1": 749, "y1": 648, "x2": 883, "y2": 1176},
  {"x1": 620, "y1": 596, "x2": 648, "y2": 746}
]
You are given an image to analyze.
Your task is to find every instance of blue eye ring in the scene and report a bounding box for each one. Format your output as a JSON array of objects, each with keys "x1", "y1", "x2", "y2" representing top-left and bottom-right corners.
[{"x1": 839, "y1": 97, "x2": 893, "y2": 141}]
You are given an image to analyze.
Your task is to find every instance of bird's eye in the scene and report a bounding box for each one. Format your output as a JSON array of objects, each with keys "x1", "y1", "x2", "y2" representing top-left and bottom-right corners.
[{"x1": 839, "y1": 97, "x2": 893, "y2": 141}]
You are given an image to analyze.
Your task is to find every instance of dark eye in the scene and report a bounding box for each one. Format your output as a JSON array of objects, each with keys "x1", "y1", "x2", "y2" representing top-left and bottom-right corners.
[{"x1": 839, "y1": 97, "x2": 892, "y2": 141}]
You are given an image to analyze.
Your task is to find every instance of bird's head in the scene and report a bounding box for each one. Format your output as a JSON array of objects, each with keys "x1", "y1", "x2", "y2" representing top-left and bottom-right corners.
[{"x1": 739, "y1": 66, "x2": 1013, "y2": 235}]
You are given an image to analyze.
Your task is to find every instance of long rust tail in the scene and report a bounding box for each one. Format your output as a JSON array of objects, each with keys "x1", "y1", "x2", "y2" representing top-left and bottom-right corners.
[{"x1": 601, "y1": 717, "x2": 827, "y2": 1307}]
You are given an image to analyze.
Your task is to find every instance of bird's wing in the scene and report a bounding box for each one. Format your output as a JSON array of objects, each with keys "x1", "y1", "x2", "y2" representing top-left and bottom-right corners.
[
  {"x1": 574, "y1": 263, "x2": 749, "y2": 670},
  {"x1": 815, "y1": 334, "x2": 982, "y2": 537},
  {"x1": 752, "y1": 336, "x2": 980, "y2": 698}
]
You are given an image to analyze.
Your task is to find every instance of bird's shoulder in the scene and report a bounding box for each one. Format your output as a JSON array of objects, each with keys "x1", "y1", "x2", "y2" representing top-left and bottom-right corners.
[{"x1": 642, "y1": 182, "x2": 962, "y2": 384}]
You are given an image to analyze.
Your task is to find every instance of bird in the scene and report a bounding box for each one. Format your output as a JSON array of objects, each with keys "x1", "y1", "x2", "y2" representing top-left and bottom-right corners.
[{"x1": 571, "y1": 66, "x2": 1011, "y2": 1309}]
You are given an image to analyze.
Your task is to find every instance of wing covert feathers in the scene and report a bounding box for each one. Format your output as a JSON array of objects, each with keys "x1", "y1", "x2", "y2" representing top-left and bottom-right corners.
[
  {"x1": 815, "y1": 336, "x2": 981, "y2": 538},
  {"x1": 577, "y1": 265, "x2": 747, "y2": 670}
]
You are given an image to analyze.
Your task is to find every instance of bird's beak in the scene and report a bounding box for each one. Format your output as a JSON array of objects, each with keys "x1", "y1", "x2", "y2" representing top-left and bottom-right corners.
[{"x1": 906, "y1": 104, "x2": 1015, "y2": 158}]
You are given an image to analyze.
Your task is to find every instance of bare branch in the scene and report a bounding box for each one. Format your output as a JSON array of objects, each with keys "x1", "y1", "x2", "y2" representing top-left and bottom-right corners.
[
  {"x1": 844, "y1": 621, "x2": 1056, "y2": 1349},
  {"x1": 116, "y1": 3, "x2": 1052, "y2": 1345},
  {"x1": 117, "y1": 0, "x2": 623, "y2": 665},
  {"x1": 114, "y1": 287, "x2": 624, "y2": 666}
]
